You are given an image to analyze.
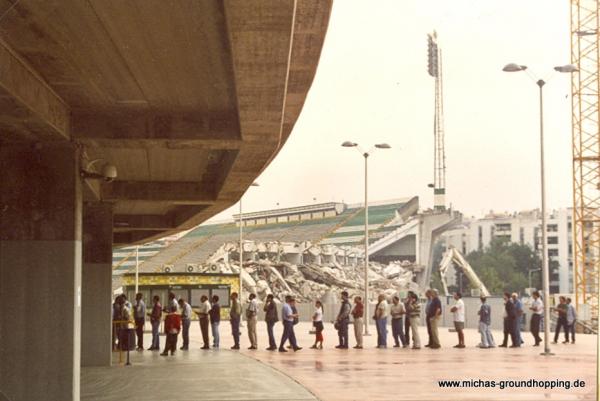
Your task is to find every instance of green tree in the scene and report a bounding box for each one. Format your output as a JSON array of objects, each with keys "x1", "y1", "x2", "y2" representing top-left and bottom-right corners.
[{"x1": 464, "y1": 239, "x2": 540, "y2": 295}]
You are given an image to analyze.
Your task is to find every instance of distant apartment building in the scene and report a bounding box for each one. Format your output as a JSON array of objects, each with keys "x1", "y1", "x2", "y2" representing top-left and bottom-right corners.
[{"x1": 442, "y1": 209, "x2": 573, "y2": 294}]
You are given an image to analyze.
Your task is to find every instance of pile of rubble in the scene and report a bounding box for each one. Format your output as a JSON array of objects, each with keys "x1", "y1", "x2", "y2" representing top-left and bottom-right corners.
[{"x1": 205, "y1": 241, "x2": 420, "y2": 302}]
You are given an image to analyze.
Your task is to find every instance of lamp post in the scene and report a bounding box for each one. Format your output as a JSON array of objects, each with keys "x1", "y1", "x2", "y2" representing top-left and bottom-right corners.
[
  {"x1": 341, "y1": 141, "x2": 391, "y2": 335},
  {"x1": 239, "y1": 182, "x2": 259, "y2": 304},
  {"x1": 503, "y1": 62, "x2": 577, "y2": 356}
]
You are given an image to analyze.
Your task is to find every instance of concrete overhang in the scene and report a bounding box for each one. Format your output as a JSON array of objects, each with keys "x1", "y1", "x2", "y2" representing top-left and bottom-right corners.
[{"x1": 0, "y1": 0, "x2": 332, "y2": 245}]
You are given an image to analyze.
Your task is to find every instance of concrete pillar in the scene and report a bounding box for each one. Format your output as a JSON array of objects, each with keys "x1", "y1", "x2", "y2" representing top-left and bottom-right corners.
[
  {"x1": 0, "y1": 143, "x2": 82, "y2": 401},
  {"x1": 81, "y1": 203, "x2": 113, "y2": 367}
]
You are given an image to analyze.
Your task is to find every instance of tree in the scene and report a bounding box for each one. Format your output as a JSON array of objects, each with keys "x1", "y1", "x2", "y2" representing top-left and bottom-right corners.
[{"x1": 464, "y1": 239, "x2": 541, "y2": 295}]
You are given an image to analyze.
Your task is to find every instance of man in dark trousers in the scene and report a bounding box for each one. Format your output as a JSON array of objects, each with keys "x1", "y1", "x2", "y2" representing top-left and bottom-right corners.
[
  {"x1": 133, "y1": 293, "x2": 146, "y2": 351},
  {"x1": 500, "y1": 292, "x2": 518, "y2": 347},
  {"x1": 230, "y1": 292, "x2": 242, "y2": 349},
  {"x1": 279, "y1": 296, "x2": 301, "y2": 352},
  {"x1": 335, "y1": 291, "x2": 351, "y2": 349},
  {"x1": 194, "y1": 295, "x2": 211, "y2": 350},
  {"x1": 263, "y1": 294, "x2": 279, "y2": 351}
]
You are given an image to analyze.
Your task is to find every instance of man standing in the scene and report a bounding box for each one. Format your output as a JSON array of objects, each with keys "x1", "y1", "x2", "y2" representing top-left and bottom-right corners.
[
  {"x1": 500, "y1": 292, "x2": 519, "y2": 347},
  {"x1": 407, "y1": 292, "x2": 421, "y2": 349},
  {"x1": 552, "y1": 296, "x2": 569, "y2": 344},
  {"x1": 428, "y1": 289, "x2": 442, "y2": 349},
  {"x1": 230, "y1": 292, "x2": 242, "y2": 350},
  {"x1": 566, "y1": 297, "x2": 577, "y2": 344},
  {"x1": 133, "y1": 293, "x2": 146, "y2": 351},
  {"x1": 165, "y1": 292, "x2": 178, "y2": 313},
  {"x1": 451, "y1": 292, "x2": 465, "y2": 348},
  {"x1": 375, "y1": 294, "x2": 389, "y2": 348},
  {"x1": 246, "y1": 293, "x2": 259, "y2": 350},
  {"x1": 390, "y1": 296, "x2": 407, "y2": 348},
  {"x1": 512, "y1": 293, "x2": 524, "y2": 345},
  {"x1": 279, "y1": 296, "x2": 301, "y2": 352},
  {"x1": 195, "y1": 295, "x2": 211, "y2": 350},
  {"x1": 335, "y1": 291, "x2": 351, "y2": 349},
  {"x1": 148, "y1": 295, "x2": 162, "y2": 351},
  {"x1": 424, "y1": 290, "x2": 433, "y2": 347},
  {"x1": 263, "y1": 294, "x2": 278, "y2": 351},
  {"x1": 209, "y1": 295, "x2": 221, "y2": 348},
  {"x1": 403, "y1": 294, "x2": 412, "y2": 346},
  {"x1": 478, "y1": 296, "x2": 495, "y2": 348},
  {"x1": 351, "y1": 296, "x2": 364, "y2": 349},
  {"x1": 178, "y1": 298, "x2": 192, "y2": 350},
  {"x1": 529, "y1": 291, "x2": 543, "y2": 346}
]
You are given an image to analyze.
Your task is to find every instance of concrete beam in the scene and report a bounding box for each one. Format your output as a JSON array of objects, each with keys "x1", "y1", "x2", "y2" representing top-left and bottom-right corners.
[
  {"x1": 102, "y1": 181, "x2": 216, "y2": 203},
  {"x1": 72, "y1": 110, "x2": 240, "y2": 143},
  {"x1": 0, "y1": 39, "x2": 70, "y2": 141}
]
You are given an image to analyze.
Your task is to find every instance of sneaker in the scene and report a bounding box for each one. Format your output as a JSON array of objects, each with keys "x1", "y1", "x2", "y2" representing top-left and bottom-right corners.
[
  {"x1": 278, "y1": 348, "x2": 288, "y2": 352},
  {"x1": 247, "y1": 346, "x2": 257, "y2": 350}
]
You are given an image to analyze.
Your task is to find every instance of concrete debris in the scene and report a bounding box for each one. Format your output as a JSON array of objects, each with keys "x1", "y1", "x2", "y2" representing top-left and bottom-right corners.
[{"x1": 204, "y1": 241, "x2": 420, "y2": 302}]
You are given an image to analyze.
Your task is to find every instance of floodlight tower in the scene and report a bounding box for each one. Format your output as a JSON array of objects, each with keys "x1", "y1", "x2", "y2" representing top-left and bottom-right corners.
[{"x1": 427, "y1": 31, "x2": 446, "y2": 211}]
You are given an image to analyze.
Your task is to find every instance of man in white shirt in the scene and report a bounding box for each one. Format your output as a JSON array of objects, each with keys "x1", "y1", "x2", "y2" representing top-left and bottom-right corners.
[
  {"x1": 375, "y1": 294, "x2": 389, "y2": 348},
  {"x1": 246, "y1": 293, "x2": 259, "y2": 350},
  {"x1": 178, "y1": 298, "x2": 192, "y2": 350},
  {"x1": 529, "y1": 291, "x2": 543, "y2": 346},
  {"x1": 450, "y1": 292, "x2": 465, "y2": 348},
  {"x1": 195, "y1": 295, "x2": 211, "y2": 350}
]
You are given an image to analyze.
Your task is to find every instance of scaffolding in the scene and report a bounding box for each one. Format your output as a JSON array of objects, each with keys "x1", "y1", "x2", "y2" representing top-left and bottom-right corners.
[{"x1": 571, "y1": 0, "x2": 599, "y2": 325}]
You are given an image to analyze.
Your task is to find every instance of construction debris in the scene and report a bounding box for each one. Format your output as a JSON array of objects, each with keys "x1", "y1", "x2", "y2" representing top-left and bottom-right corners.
[{"x1": 204, "y1": 241, "x2": 420, "y2": 302}]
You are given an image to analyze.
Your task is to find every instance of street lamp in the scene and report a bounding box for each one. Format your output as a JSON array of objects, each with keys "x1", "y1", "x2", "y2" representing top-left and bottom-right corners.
[
  {"x1": 239, "y1": 182, "x2": 259, "y2": 303},
  {"x1": 503, "y1": 62, "x2": 577, "y2": 356},
  {"x1": 341, "y1": 141, "x2": 391, "y2": 335}
]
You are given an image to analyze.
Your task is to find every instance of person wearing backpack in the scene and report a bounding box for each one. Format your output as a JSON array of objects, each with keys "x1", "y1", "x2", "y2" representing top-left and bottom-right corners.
[
  {"x1": 335, "y1": 291, "x2": 351, "y2": 349},
  {"x1": 263, "y1": 294, "x2": 278, "y2": 351}
]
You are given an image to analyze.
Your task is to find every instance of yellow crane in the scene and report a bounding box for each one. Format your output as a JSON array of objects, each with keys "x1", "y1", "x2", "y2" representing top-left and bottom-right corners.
[{"x1": 571, "y1": 0, "x2": 599, "y2": 329}]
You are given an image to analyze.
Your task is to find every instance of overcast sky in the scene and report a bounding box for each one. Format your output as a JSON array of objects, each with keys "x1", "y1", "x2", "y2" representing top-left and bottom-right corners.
[{"x1": 209, "y1": 0, "x2": 572, "y2": 222}]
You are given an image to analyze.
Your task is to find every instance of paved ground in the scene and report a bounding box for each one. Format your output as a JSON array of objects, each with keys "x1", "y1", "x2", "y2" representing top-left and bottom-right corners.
[
  {"x1": 81, "y1": 342, "x2": 317, "y2": 401},
  {"x1": 85, "y1": 321, "x2": 596, "y2": 401}
]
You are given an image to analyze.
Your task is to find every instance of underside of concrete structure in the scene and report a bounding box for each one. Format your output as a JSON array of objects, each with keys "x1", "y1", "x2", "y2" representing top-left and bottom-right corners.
[{"x1": 0, "y1": 2, "x2": 332, "y2": 401}]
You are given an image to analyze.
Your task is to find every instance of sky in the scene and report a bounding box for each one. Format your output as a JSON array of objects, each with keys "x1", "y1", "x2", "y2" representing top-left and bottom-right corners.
[{"x1": 209, "y1": 0, "x2": 573, "y2": 222}]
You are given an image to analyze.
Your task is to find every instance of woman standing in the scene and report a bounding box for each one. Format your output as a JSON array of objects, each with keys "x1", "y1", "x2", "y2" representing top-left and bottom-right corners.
[{"x1": 311, "y1": 300, "x2": 324, "y2": 349}]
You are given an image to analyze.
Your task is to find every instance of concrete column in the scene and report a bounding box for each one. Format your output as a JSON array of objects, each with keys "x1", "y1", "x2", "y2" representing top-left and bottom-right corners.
[
  {"x1": 81, "y1": 203, "x2": 113, "y2": 367},
  {"x1": 0, "y1": 143, "x2": 82, "y2": 401}
]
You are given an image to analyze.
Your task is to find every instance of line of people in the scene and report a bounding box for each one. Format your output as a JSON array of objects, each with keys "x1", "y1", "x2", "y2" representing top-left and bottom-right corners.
[{"x1": 111, "y1": 288, "x2": 577, "y2": 355}]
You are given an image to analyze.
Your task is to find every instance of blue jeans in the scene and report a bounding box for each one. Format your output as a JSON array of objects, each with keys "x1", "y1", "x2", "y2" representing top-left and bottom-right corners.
[
  {"x1": 391, "y1": 318, "x2": 406, "y2": 346},
  {"x1": 211, "y1": 322, "x2": 220, "y2": 348},
  {"x1": 279, "y1": 321, "x2": 298, "y2": 349},
  {"x1": 151, "y1": 320, "x2": 160, "y2": 349},
  {"x1": 337, "y1": 319, "x2": 349, "y2": 347},
  {"x1": 267, "y1": 321, "x2": 277, "y2": 349},
  {"x1": 182, "y1": 319, "x2": 191, "y2": 348},
  {"x1": 376, "y1": 318, "x2": 388, "y2": 347},
  {"x1": 231, "y1": 317, "x2": 240, "y2": 346}
]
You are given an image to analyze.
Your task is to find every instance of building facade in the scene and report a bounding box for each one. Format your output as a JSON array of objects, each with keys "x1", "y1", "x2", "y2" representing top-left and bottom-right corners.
[{"x1": 442, "y1": 209, "x2": 573, "y2": 294}]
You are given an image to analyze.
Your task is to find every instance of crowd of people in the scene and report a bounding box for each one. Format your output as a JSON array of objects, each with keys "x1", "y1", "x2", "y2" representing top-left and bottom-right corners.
[{"x1": 110, "y1": 288, "x2": 578, "y2": 356}]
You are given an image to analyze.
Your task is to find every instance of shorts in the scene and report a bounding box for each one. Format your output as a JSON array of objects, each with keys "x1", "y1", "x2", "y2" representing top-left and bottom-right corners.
[{"x1": 454, "y1": 321, "x2": 465, "y2": 331}]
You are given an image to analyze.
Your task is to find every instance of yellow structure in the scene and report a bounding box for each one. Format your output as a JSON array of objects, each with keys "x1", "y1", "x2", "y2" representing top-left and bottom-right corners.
[
  {"x1": 122, "y1": 273, "x2": 240, "y2": 320},
  {"x1": 571, "y1": 0, "x2": 600, "y2": 326}
]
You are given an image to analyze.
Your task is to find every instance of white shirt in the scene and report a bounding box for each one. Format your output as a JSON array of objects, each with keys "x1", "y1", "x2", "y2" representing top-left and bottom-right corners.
[
  {"x1": 313, "y1": 306, "x2": 323, "y2": 322},
  {"x1": 377, "y1": 300, "x2": 389, "y2": 318},
  {"x1": 453, "y1": 299, "x2": 465, "y2": 322},
  {"x1": 197, "y1": 299, "x2": 211, "y2": 315},
  {"x1": 181, "y1": 302, "x2": 192, "y2": 321},
  {"x1": 247, "y1": 298, "x2": 258, "y2": 313},
  {"x1": 531, "y1": 298, "x2": 543, "y2": 315}
]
